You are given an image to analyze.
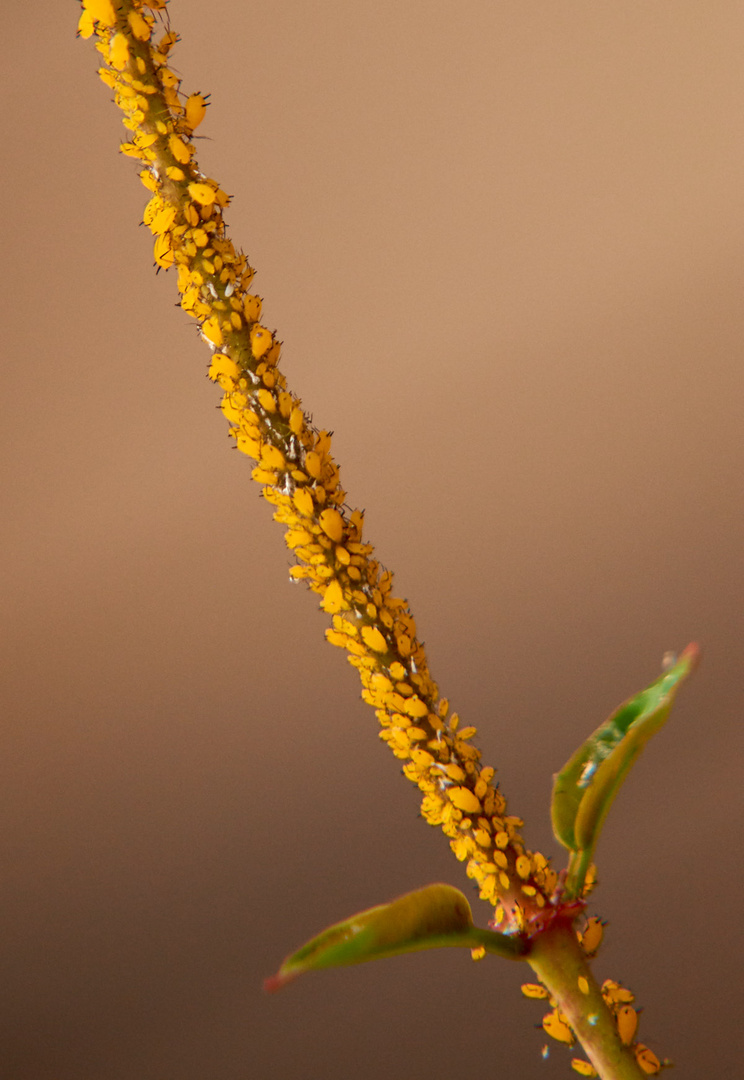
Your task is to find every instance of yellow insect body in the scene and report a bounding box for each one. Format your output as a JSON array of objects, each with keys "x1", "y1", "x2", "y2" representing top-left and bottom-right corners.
[
  {"x1": 571, "y1": 1060, "x2": 597, "y2": 1077},
  {"x1": 616, "y1": 1004, "x2": 638, "y2": 1046},
  {"x1": 580, "y1": 916, "x2": 605, "y2": 956},
  {"x1": 542, "y1": 1009, "x2": 575, "y2": 1046},
  {"x1": 83, "y1": 0, "x2": 117, "y2": 28},
  {"x1": 635, "y1": 1045, "x2": 662, "y2": 1075},
  {"x1": 185, "y1": 93, "x2": 209, "y2": 130}
]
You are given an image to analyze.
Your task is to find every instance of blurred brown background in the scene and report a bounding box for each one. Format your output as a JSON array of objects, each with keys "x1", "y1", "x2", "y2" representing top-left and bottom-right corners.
[{"x1": 2, "y1": 1, "x2": 743, "y2": 1077}]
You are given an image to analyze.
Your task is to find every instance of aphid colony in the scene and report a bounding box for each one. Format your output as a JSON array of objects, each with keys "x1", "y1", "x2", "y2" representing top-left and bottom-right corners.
[
  {"x1": 520, "y1": 918, "x2": 666, "y2": 1075},
  {"x1": 78, "y1": 0, "x2": 556, "y2": 927}
]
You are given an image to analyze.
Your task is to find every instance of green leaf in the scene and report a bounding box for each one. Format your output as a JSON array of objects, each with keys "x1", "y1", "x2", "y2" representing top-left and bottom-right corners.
[
  {"x1": 264, "y1": 883, "x2": 528, "y2": 992},
  {"x1": 551, "y1": 644, "x2": 699, "y2": 898}
]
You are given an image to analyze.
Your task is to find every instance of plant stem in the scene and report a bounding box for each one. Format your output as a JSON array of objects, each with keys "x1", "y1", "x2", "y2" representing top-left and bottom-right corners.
[{"x1": 527, "y1": 919, "x2": 647, "y2": 1080}]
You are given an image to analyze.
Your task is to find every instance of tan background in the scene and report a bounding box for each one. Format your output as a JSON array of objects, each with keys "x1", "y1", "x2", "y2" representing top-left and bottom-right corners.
[{"x1": 2, "y1": 1, "x2": 743, "y2": 1077}]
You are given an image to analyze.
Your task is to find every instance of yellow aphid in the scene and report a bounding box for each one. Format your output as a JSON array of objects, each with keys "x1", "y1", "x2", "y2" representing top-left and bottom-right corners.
[
  {"x1": 149, "y1": 205, "x2": 176, "y2": 236},
  {"x1": 127, "y1": 10, "x2": 152, "y2": 41},
  {"x1": 185, "y1": 93, "x2": 209, "y2": 130},
  {"x1": 108, "y1": 33, "x2": 130, "y2": 71},
  {"x1": 250, "y1": 325, "x2": 273, "y2": 359},
  {"x1": 515, "y1": 855, "x2": 531, "y2": 879},
  {"x1": 293, "y1": 488, "x2": 314, "y2": 517},
  {"x1": 261, "y1": 445, "x2": 285, "y2": 471},
  {"x1": 77, "y1": 10, "x2": 95, "y2": 38},
  {"x1": 577, "y1": 976, "x2": 590, "y2": 995},
  {"x1": 242, "y1": 294, "x2": 262, "y2": 322},
  {"x1": 159, "y1": 65, "x2": 180, "y2": 87},
  {"x1": 311, "y1": 430, "x2": 329, "y2": 456},
  {"x1": 304, "y1": 451, "x2": 322, "y2": 479},
  {"x1": 473, "y1": 778, "x2": 488, "y2": 800},
  {"x1": 401, "y1": 696, "x2": 428, "y2": 719},
  {"x1": 285, "y1": 528, "x2": 313, "y2": 549},
  {"x1": 139, "y1": 169, "x2": 159, "y2": 192},
  {"x1": 443, "y1": 763, "x2": 465, "y2": 782},
  {"x1": 542, "y1": 1010, "x2": 575, "y2": 1046},
  {"x1": 409, "y1": 747, "x2": 433, "y2": 767},
  {"x1": 318, "y1": 508, "x2": 344, "y2": 543},
  {"x1": 360, "y1": 626, "x2": 388, "y2": 654},
  {"x1": 84, "y1": 0, "x2": 117, "y2": 28},
  {"x1": 634, "y1": 1045, "x2": 661, "y2": 1075},
  {"x1": 449, "y1": 787, "x2": 481, "y2": 815},
  {"x1": 208, "y1": 354, "x2": 240, "y2": 382},
  {"x1": 580, "y1": 917, "x2": 605, "y2": 956},
  {"x1": 168, "y1": 133, "x2": 192, "y2": 164},
  {"x1": 520, "y1": 983, "x2": 549, "y2": 1000},
  {"x1": 236, "y1": 434, "x2": 261, "y2": 458},
  {"x1": 470, "y1": 946, "x2": 486, "y2": 961},
  {"x1": 153, "y1": 233, "x2": 174, "y2": 268},
  {"x1": 570, "y1": 1060, "x2": 597, "y2": 1077},
  {"x1": 602, "y1": 980, "x2": 635, "y2": 1006},
  {"x1": 98, "y1": 67, "x2": 117, "y2": 89},
  {"x1": 201, "y1": 316, "x2": 223, "y2": 347},
  {"x1": 143, "y1": 198, "x2": 165, "y2": 228},
  {"x1": 157, "y1": 30, "x2": 179, "y2": 54},
  {"x1": 395, "y1": 633, "x2": 412, "y2": 656},
  {"x1": 616, "y1": 1005, "x2": 638, "y2": 1046},
  {"x1": 188, "y1": 182, "x2": 216, "y2": 206},
  {"x1": 256, "y1": 389, "x2": 276, "y2": 413},
  {"x1": 219, "y1": 399, "x2": 241, "y2": 424}
]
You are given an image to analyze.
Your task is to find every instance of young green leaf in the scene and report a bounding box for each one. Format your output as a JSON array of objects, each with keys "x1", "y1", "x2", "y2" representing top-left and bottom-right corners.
[
  {"x1": 551, "y1": 644, "x2": 699, "y2": 897},
  {"x1": 264, "y1": 883, "x2": 528, "y2": 992}
]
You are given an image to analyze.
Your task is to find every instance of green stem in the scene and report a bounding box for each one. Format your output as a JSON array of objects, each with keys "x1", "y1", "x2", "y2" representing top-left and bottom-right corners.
[
  {"x1": 565, "y1": 847, "x2": 594, "y2": 900},
  {"x1": 527, "y1": 919, "x2": 647, "y2": 1080}
]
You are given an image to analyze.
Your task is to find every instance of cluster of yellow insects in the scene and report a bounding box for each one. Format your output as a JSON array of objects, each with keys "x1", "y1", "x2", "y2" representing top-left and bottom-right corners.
[
  {"x1": 78, "y1": 1, "x2": 668, "y2": 1073},
  {"x1": 78, "y1": 0, "x2": 556, "y2": 928},
  {"x1": 520, "y1": 918, "x2": 664, "y2": 1075}
]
